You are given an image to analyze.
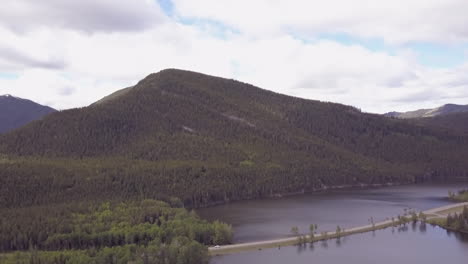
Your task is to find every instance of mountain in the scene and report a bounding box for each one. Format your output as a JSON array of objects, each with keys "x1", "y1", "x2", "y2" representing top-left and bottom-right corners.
[
  {"x1": 1, "y1": 69, "x2": 468, "y2": 209},
  {"x1": 413, "y1": 112, "x2": 468, "y2": 134},
  {"x1": 385, "y1": 104, "x2": 468, "y2": 133},
  {"x1": 385, "y1": 104, "x2": 468, "y2": 119},
  {"x1": 92, "y1": 86, "x2": 133, "y2": 105},
  {"x1": 0, "y1": 94, "x2": 56, "y2": 134}
]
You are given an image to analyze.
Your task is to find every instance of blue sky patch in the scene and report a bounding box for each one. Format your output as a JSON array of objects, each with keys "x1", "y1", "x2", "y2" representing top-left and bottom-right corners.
[
  {"x1": 318, "y1": 33, "x2": 387, "y2": 53},
  {"x1": 156, "y1": 0, "x2": 238, "y2": 39},
  {"x1": 294, "y1": 32, "x2": 467, "y2": 69},
  {"x1": 0, "y1": 72, "x2": 19, "y2": 80},
  {"x1": 157, "y1": 0, "x2": 174, "y2": 17},
  {"x1": 408, "y1": 42, "x2": 467, "y2": 68}
]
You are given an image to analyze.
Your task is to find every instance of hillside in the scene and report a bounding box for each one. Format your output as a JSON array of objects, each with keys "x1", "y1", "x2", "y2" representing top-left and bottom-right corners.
[
  {"x1": 385, "y1": 104, "x2": 468, "y2": 119},
  {"x1": 413, "y1": 112, "x2": 468, "y2": 134},
  {"x1": 0, "y1": 95, "x2": 56, "y2": 133},
  {"x1": 1, "y1": 69, "x2": 468, "y2": 209}
]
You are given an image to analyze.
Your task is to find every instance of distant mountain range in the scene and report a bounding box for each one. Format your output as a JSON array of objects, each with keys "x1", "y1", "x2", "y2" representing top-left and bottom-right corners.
[
  {"x1": 385, "y1": 104, "x2": 468, "y2": 119},
  {"x1": 1, "y1": 69, "x2": 467, "y2": 209},
  {"x1": 0, "y1": 94, "x2": 56, "y2": 134}
]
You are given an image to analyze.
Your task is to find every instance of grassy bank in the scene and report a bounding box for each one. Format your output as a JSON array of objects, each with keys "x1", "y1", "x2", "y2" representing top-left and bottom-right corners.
[{"x1": 427, "y1": 205, "x2": 468, "y2": 234}]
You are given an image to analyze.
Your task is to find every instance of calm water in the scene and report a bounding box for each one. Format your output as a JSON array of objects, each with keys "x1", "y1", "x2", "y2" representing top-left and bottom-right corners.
[
  {"x1": 198, "y1": 184, "x2": 468, "y2": 243},
  {"x1": 211, "y1": 224, "x2": 468, "y2": 264}
]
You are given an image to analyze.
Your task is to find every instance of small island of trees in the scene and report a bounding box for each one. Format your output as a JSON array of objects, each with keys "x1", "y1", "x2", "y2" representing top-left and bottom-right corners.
[{"x1": 449, "y1": 190, "x2": 468, "y2": 202}]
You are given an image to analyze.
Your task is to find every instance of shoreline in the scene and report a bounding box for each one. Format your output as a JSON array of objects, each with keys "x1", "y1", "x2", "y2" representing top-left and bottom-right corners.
[
  {"x1": 198, "y1": 181, "x2": 412, "y2": 208},
  {"x1": 209, "y1": 202, "x2": 468, "y2": 256},
  {"x1": 197, "y1": 180, "x2": 468, "y2": 209}
]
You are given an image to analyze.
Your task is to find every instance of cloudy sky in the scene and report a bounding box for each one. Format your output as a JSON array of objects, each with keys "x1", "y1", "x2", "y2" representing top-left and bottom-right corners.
[{"x1": 1, "y1": 0, "x2": 468, "y2": 113}]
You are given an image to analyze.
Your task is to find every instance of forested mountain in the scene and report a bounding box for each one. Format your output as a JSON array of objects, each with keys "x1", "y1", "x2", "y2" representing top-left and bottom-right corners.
[
  {"x1": 385, "y1": 104, "x2": 468, "y2": 119},
  {"x1": 0, "y1": 94, "x2": 56, "y2": 133},
  {"x1": 1, "y1": 69, "x2": 468, "y2": 210},
  {"x1": 412, "y1": 112, "x2": 468, "y2": 134}
]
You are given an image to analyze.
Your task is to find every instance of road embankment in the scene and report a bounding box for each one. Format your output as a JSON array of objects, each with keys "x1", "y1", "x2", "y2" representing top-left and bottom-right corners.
[{"x1": 209, "y1": 202, "x2": 468, "y2": 256}]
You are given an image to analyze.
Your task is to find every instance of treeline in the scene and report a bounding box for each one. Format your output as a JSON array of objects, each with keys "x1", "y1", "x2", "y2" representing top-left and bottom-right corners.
[
  {"x1": 0, "y1": 199, "x2": 232, "y2": 263},
  {"x1": 446, "y1": 206, "x2": 468, "y2": 232},
  {"x1": 0, "y1": 199, "x2": 232, "y2": 251},
  {"x1": 0, "y1": 155, "x2": 421, "y2": 209}
]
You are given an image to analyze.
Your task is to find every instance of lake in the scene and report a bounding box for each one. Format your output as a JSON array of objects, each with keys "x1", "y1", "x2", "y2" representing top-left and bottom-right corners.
[
  {"x1": 211, "y1": 224, "x2": 468, "y2": 264},
  {"x1": 198, "y1": 184, "x2": 468, "y2": 243}
]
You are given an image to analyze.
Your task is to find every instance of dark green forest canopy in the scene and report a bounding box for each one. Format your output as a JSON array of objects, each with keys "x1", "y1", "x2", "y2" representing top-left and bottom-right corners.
[{"x1": 1, "y1": 69, "x2": 468, "y2": 208}]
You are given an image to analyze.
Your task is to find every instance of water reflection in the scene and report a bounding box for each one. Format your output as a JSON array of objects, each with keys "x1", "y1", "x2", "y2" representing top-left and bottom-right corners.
[
  {"x1": 211, "y1": 224, "x2": 468, "y2": 264},
  {"x1": 445, "y1": 228, "x2": 468, "y2": 243},
  {"x1": 198, "y1": 184, "x2": 468, "y2": 243}
]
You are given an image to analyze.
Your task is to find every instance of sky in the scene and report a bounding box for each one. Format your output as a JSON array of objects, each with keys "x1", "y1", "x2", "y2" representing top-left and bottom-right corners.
[{"x1": 1, "y1": 0, "x2": 468, "y2": 113}]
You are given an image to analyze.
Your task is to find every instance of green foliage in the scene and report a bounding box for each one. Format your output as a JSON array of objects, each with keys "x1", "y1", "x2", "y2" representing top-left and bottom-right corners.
[
  {"x1": 239, "y1": 160, "x2": 254, "y2": 167},
  {"x1": 450, "y1": 190, "x2": 468, "y2": 202},
  {"x1": 0, "y1": 243, "x2": 209, "y2": 264},
  {"x1": 418, "y1": 212, "x2": 427, "y2": 222},
  {"x1": 411, "y1": 211, "x2": 418, "y2": 223},
  {"x1": 290, "y1": 226, "x2": 299, "y2": 236},
  {"x1": 0, "y1": 200, "x2": 232, "y2": 263},
  {"x1": 445, "y1": 207, "x2": 468, "y2": 232}
]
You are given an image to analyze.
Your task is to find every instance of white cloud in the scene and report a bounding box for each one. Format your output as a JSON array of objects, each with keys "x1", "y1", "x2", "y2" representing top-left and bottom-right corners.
[
  {"x1": 0, "y1": 1, "x2": 467, "y2": 113},
  {"x1": 0, "y1": 0, "x2": 166, "y2": 33},
  {"x1": 0, "y1": 27, "x2": 68, "y2": 72},
  {"x1": 172, "y1": 0, "x2": 468, "y2": 44}
]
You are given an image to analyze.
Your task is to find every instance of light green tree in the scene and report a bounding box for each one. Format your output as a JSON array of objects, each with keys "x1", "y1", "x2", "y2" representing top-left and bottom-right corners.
[
  {"x1": 291, "y1": 226, "x2": 299, "y2": 236},
  {"x1": 309, "y1": 224, "x2": 316, "y2": 241}
]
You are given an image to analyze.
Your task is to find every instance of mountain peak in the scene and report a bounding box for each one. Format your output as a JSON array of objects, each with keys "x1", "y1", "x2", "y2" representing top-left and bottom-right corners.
[
  {"x1": 92, "y1": 69, "x2": 215, "y2": 106},
  {"x1": 142, "y1": 68, "x2": 212, "y2": 82},
  {"x1": 0, "y1": 95, "x2": 56, "y2": 133},
  {"x1": 1, "y1": 94, "x2": 19, "y2": 99}
]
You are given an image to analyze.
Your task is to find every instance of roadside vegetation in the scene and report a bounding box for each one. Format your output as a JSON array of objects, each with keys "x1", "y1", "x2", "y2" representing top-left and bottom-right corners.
[
  {"x1": 290, "y1": 211, "x2": 419, "y2": 246},
  {"x1": 429, "y1": 206, "x2": 468, "y2": 233}
]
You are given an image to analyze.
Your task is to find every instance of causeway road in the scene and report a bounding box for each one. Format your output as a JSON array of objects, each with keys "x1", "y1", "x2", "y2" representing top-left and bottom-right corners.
[{"x1": 209, "y1": 202, "x2": 468, "y2": 255}]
